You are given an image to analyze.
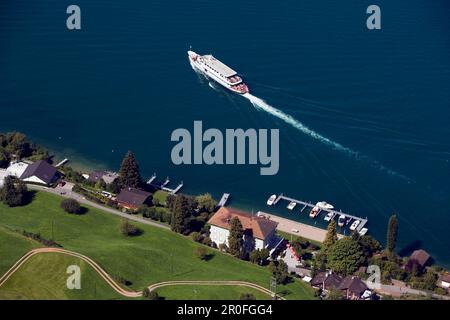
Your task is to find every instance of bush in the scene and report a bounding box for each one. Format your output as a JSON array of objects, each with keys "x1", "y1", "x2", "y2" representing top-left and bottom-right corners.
[
  {"x1": 143, "y1": 287, "x2": 159, "y2": 300},
  {"x1": 194, "y1": 246, "x2": 208, "y2": 260},
  {"x1": 202, "y1": 236, "x2": 212, "y2": 247},
  {"x1": 60, "y1": 198, "x2": 82, "y2": 214},
  {"x1": 120, "y1": 219, "x2": 141, "y2": 236},
  {"x1": 240, "y1": 293, "x2": 256, "y2": 300},
  {"x1": 191, "y1": 232, "x2": 202, "y2": 242}
]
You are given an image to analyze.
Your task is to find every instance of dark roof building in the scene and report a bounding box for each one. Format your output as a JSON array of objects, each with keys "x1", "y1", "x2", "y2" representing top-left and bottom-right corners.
[
  {"x1": 338, "y1": 276, "x2": 369, "y2": 300},
  {"x1": 116, "y1": 187, "x2": 152, "y2": 209},
  {"x1": 311, "y1": 272, "x2": 343, "y2": 291},
  {"x1": 20, "y1": 160, "x2": 58, "y2": 185},
  {"x1": 405, "y1": 249, "x2": 431, "y2": 272}
]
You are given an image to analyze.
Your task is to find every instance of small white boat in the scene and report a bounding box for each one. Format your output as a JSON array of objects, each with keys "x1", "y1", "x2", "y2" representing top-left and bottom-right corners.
[
  {"x1": 324, "y1": 212, "x2": 334, "y2": 222},
  {"x1": 338, "y1": 215, "x2": 346, "y2": 227},
  {"x1": 266, "y1": 194, "x2": 277, "y2": 206},
  {"x1": 287, "y1": 201, "x2": 297, "y2": 210},
  {"x1": 358, "y1": 228, "x2": 368, "y2": 236},
  {"x1": 316, "y1": 201, "x2": 334, "y2": 210},
  {"x1": 350, "y1": 220, "x2": 360, "y2": 231},
  {"x1": 291, "y1": 228, "x2": 299, "y2": 233},
  {"x1": 309, "y1": 206, "x2": 320, "y2": 218}
]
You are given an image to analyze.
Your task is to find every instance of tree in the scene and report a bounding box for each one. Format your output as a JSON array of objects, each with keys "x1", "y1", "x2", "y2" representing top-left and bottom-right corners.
[
  {"x1": 0, "y1": 148, "x2": 9, "y2": 168},
  {"x1": 118, "y1": 151, "x2": 142, "y2": 188},
  {"x1": 195, "y1": 193, "x2": 217, "y2": 213},
  {"x1": 60, "y1": 198, "x2": 82, "y2": 214},
  {"x1": 327, "y1": 237, "x2": 365, "y2": 275},
  {"x1": 120, "y1": 219, "x2": 141, "y2": 236},
  {"x1": 323, "y1": 220, "x2": 338, "y2": 253},
  {"x1": 142, "y1": 288, "x2": 159, "y2": 300},
  {"x1": 194, "y1": 246, "x2": 209, "y2": 260},
  {"x1": 311, "y1": 252, "x2": 327, "y2": 278},
  {"x1": 240, "y1": 293, "x2": 256, "y2": 300},
  {"x1": 326, "y1": 288, "x2": 344, "y2": 300},
  {"x1": 270, "y1": 260, "x2": 290, "y2": 285},
  {"x1": 227, "y1": 217, "x2": 244, "y2": 258},
  {"x1": 0, "y1": 176, "x2": 28, "y2": 207},
  {"x1": 170, "y1": 195, "x2": 194, "y2": 234},
  {"x1": 356, "y1": 234, "x2": 382, "y2": 260},
  {"x1": 386, "y1": 214, "x2": 399, "y2": 254},
  {"x1": 249, "y1": 249, "x2": 270, "y2": 265}
]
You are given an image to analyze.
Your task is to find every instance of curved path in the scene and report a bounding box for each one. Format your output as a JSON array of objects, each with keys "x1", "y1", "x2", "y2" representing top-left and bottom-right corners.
[{"x1": 0, "y1": 248, "x2": 279, "y2": 299}]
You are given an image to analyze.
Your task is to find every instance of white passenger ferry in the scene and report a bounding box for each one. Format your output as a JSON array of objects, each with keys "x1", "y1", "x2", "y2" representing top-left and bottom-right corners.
[{"x1": 188, "y1": 50, "x2": 249, "y2": 94}]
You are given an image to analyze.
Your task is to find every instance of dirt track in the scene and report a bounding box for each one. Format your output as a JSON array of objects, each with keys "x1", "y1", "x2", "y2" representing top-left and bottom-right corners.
[{"x1": 0, "y1": 248, "x2": 280, "y2": 299}]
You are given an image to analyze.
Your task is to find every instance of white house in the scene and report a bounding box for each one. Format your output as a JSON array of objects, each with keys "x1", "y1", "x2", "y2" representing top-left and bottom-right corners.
[
  {"x1": 208, "y1": 207, "x2": 278, "y2": 252},
  {"x1": 0, "y1": 169, "x2": 8, "y2": 188},
  {"x1": 19, "y1": 160, "x2": 58, "y2": 186},
  {"x1": 6, "y1": 161, "x2": 29, "y2": 178}
]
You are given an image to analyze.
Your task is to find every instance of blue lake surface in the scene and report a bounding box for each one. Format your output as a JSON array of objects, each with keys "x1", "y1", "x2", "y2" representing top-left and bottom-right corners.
[{"x1": 1, "y1": 1, "x2": 449, "y2": 266}]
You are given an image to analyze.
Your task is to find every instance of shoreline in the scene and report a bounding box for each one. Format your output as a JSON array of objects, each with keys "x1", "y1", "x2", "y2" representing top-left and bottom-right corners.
[{"x1": 257, "y1": 211, "x2": 344, "y2": 243}]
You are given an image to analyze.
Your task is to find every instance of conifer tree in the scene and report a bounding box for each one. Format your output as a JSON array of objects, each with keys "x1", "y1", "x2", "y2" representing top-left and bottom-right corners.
[
  {"x1": 323, "y1": 220, "x2": 338, "y2": 253},
  {"x1": 386, "y1": 214, "x2": 399, "y2": 254},
  {"x1": 118, "y1": 151, "x2": 142, "y2": 188},
  {"x1": 228, "y1": 217, "x2": 244, "y2": 258}
]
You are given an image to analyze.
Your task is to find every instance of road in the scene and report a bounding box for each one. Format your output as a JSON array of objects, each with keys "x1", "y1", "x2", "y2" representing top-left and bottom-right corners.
[
  {"x1": 366, "y1": 281, "x2": 450, "y2": 300},
  {"x1": 28, "y1": 184, "x2": 171, "y2": 231}
]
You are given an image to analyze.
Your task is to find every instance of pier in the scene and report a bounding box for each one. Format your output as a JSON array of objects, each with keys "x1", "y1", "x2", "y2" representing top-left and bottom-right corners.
[
  {"x1": 146, "y1": 174, "x2": 184, "y2": 195},
  {"x1": 217, "y1": 193, "x2": 230, "y2": 207},
  {"x1": 271, "y1": 194, "x2": 368, "y2": 233},
  {"x1": 55, "y1": 158, "x2": 69, "y2": 168}
]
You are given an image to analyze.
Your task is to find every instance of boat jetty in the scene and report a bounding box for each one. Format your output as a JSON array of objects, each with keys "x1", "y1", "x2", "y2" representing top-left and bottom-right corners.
[
  {"x1": 146, "y1": 173, "x2": 183, "y2": 195},
  {"x1": 267, "y1": 193, "x2": 368, "y2": 235}
]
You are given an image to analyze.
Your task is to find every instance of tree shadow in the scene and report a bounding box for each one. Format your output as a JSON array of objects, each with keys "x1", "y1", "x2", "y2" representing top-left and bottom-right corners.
[
  {"x1": 76, "y1": 206, "x2": 89, "y2": 215},
  {"x1": 203, "y1": 253, "x2": 215, "y2": 262},
  {"x1": 22, "y1": 190, "x2": 37, "y2": 206}
]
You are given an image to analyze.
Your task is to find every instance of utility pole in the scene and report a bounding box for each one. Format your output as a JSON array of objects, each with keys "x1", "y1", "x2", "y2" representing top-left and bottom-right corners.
[
  {"x1": 51, "y1": 219, "x2": 54, "y2": 241},
  {"x1": 270, "y1": 276, "x2": 277, "y2": 300}
]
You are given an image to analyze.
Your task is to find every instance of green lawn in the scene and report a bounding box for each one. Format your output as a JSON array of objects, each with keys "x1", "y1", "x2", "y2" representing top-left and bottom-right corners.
[
  {"x1": 152, "y1": 190, "x2": 169, "y2": 206},
  {"x1": 0, "y1": 225, "x2": 40, "y2": 275},
  {"x1": 0, "y1": 191, "x2": 316, "y2": 300},
  {"x1": 156, "y1": 285, "x2": 271, "y2": 300},
  {"x1": 0, "y1": 253, "x2": 123, "y2": 300}
]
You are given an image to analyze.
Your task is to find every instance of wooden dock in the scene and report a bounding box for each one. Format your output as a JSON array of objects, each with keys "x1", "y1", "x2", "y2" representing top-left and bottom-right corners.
[
  {"x1": 55, "y1": 158, "x2": 69, "y2": 168},
  {"x1": 217, "y1": 193, "x2": 230, "y2": 207},
  {"x1": 272, "y1": 194, "x2": 368, "y2": 232},
  {"x1": 146, "y1": 174, "x2": 183, "y2": 195}
]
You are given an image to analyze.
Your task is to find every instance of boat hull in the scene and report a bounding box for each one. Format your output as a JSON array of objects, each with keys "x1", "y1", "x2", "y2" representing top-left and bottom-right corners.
[{"x1": 188, "y1": 51, "x2": 249, "y2": 94}]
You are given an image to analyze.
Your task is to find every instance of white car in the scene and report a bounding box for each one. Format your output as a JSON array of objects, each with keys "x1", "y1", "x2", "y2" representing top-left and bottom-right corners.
[{"x1": 350, "y1": 220, "x2": 360, "y2": 231}]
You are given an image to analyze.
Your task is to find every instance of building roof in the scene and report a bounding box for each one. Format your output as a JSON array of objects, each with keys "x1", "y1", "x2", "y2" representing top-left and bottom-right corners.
[
  {"x1": 439, "y1": 274, "x2": 450, "y2": 283},
  {"x1": 202, "y1": 55, "x2": 236, "y2": 77},
  {"x1": 88, "y1": 170, "x2": 106, "y2": 183},
  {"x1": 409, "y1": 249, "x2": 431, "y2": 267},
  {"x1": 116, "y1": 188, "x2": 151, "y2": 207},
  {"x1": 20, "y1": 160, "x2": 57, "y2": 185},
  {"x1": 102, "y1": 171, "x2": 119, "y2": 184},
  {"x1": 338, "y1": 276, "x2": 368, "y2": 296},
  {"x1": 6, "y1": 161, "x2": 29, "y2": 178},
  {"x1": 310, "y1": 272, "x2": 343, "y2": 290},
  {"x1": 207, "y1": 207, "x2": 278, "y2": 240}
]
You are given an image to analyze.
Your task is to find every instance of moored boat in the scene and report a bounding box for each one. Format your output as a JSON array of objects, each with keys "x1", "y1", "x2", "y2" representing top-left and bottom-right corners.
[{"x1": 267, "y1": 194, "x2": 277, "y2": 206}]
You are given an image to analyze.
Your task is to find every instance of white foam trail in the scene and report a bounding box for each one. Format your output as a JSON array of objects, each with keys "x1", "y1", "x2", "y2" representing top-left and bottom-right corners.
[
  {"x1": 244, "y1": 93, "x2": 358, "y2": 156},
  {"x1": 243, "y1": 93, "x2": 409, "y2": 180}
]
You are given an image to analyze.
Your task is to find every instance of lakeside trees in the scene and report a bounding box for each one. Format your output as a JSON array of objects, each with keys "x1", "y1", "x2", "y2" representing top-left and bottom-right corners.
[
  {"x1": 387, "y1": 214, "x2": 399, "y2": 254},
  {"x1": 0, "y1": 132, "x2": 49, "y2": 164},
  {"x1": 171, "y1": 194, "x2": 194, "y2": 234},
  {"x1": 119, "y1": 151, "x2": 142, "y2": 188},
  {"x1": 228, "y1": 217, "x2": 244, "y2": 258},
  {"x1": 327, "y1": 237, "x2": 365, "y2": 275},
  {"x1": 323, "y1": 220, "x2": 338, "y2": 253},
  {"x1": 0, "y1": 176, "x2": 28, "y2": 207}
]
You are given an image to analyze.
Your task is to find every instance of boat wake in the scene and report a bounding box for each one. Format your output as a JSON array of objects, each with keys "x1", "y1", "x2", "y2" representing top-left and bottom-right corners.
[{"x1": 243, "y1": 93, "x2": 409, "y2": 181}]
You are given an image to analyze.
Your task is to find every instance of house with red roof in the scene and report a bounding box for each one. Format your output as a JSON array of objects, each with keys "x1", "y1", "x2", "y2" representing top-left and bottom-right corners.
[{"x1": 207, "y1": 207, "x2": 278, "y2": 252}]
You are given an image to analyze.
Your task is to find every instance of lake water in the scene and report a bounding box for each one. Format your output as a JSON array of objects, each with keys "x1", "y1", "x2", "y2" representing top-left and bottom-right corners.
[{"x1": 1, "y1": 0, "x2": 449, "y2": 267}]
